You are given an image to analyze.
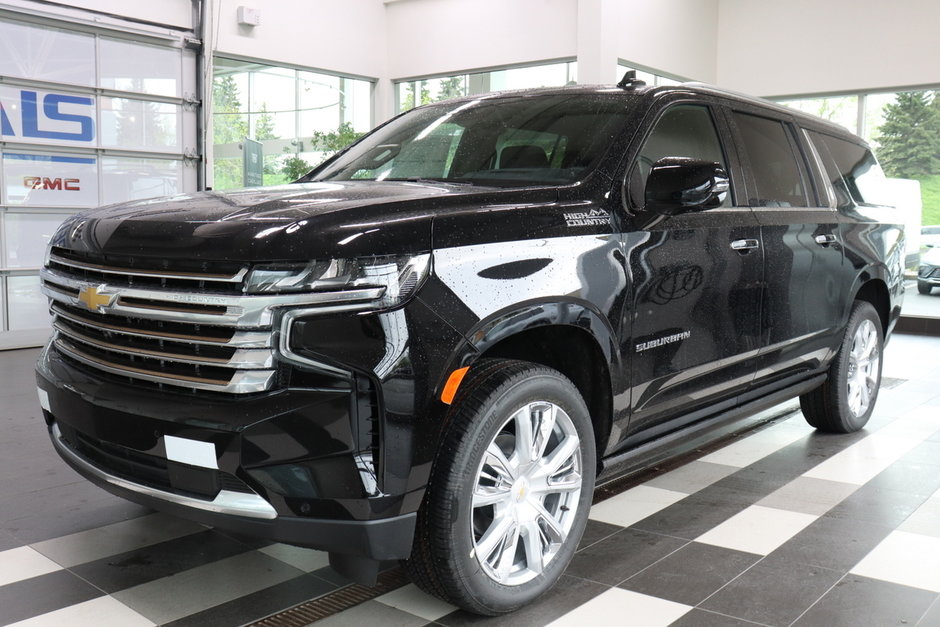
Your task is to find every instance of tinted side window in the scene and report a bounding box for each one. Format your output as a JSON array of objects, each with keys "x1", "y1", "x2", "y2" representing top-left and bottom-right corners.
[
  {"x1": 733, "y1": 112, "x2": 807, "y2": 208},
  {"x1": 809, "y1": 131, "x2": 888, "y2": 208},
  {"x1": 628, "y1": 104, "x2": 729, "y2": 208}
]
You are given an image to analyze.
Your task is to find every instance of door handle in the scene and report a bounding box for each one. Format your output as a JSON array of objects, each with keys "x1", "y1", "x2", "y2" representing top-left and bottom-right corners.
[
  {"x1": 731, "y1": 238, "x2": 760, "y2": 252},
  {"x1": 815, "y1": 234, "x2": 837, "y2": 246}
]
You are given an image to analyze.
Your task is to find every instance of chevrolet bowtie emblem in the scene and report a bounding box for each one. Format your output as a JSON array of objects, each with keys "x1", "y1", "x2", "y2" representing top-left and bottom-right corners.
[{"x1": 77, "y1": 285, "x2": 116, "y2": 312}]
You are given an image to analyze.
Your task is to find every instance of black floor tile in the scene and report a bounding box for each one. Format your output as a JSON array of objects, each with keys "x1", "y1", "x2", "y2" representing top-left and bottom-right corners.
[
  {"x1": 0, "y1": 529, "x2": 22, "y2": 552},
  {"x1": 700, "y1": 553, "x2": 844, "y2": 626},
  {"x1": 577, "y1": 519, "x2": 623, "y2": 551},
  {"x1": 0, "y1": 570, "x2": 103, "y2": 627},
  {"x1": 565, "y1": 527, "x2": 688, "y2": 586},
  {"x1": 3, "y1": 491, "x2": 151, "y2": 544},
  {"x1": 619, "y1": 541, "x2": 760, "y2": 606},
  {"x1": 437, "y1": 574, "x2": 608, "y2": 627},
  {"x1": 670, "y1": 608, "x2": 766, "y2": 627},
  {"x1": 632, "y1": 485, "x2": 754, "y2": 540},
  {"x1": 769, "y1": 514, "x2": 894, "y2": 573},
  {"x1": 70, "y1": 529, "x2": 268, "y2": 593},
  {"x1": 793, "y1": 575, "x2": 937, "y2": 627},
  {"x1": 824, "y1": 484, "x2": 927, "y2": 528},
  {"x1": 162, "y1": 573, "x2": 340, "y2": 627}
]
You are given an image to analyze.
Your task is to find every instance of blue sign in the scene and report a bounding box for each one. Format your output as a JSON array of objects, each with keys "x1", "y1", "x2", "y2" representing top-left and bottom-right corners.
[{"x1": 0, "y1": 88, "x2": 95, "y2": 142}]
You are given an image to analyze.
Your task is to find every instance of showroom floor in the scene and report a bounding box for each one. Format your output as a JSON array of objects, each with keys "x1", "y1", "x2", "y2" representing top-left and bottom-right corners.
[{"x1": 2, "y1": 333, "x2": 940, "y2": 627}]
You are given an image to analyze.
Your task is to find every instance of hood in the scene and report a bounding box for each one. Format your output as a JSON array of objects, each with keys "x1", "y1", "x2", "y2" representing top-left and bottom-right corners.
[{"x1": 51, "y1": 181, "x2": 556, "y2": 262}]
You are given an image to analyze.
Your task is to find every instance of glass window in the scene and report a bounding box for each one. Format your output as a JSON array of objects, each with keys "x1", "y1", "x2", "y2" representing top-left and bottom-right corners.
[
  {"x1": 0, "y1": 20, "x2": 95, "y2": 86},
  {"x1": 809, "y1": 131, "x2": 889, "y2": 208},
  {"x1": 211, "y1": 58, "x2": 373, "y2": 190},
  {"x1": 396, "y1": 61, "x2": 577, "y2": 113},
  {"x1": 4, "y1": 212, "x2": 71, "y2": 268},
  {"x1": 733, "y1": 113, "x2": 807, "y2": 208},
  {"x1": 7, "y1": 275, "x2": 48, "y2": 330},
  {"x1": 628, "y1": 104, "x2": 729, "y2": 208},
  {"x1": 313, "y1": 94, "x2": 634, "y2": 186},
  {"x1": 2, "y1": 152, "x2": 98, "y2": 207},
  {"x1": 101, "y1": 157, "x2": 181, "y2": 204},
  {"x1": 776, "y1": 95, "x2": 859, "y2": 134},
  {"x1": 99, "y1": 39, "x2": 181, "y2": 97},
  {"x1": 99, "y1": 97, "x2": 180, "y2": 151}
]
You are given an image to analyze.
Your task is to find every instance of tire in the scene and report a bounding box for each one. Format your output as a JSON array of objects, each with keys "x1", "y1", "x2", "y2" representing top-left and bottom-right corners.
[
  {"x1": 800, "y1": 301, "x2": 883, "y2": 433},
  {"x1": 918, "y1": 280, "x2": 933, "y2": 295},
  {"x1": 405, "y1": 359, "x2": 596, "y2": 615}
]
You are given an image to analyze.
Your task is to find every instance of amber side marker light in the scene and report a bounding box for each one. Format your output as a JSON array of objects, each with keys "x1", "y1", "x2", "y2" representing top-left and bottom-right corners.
[{"x1": 441, "y1": 366, "x2": 470, "y2": 405}]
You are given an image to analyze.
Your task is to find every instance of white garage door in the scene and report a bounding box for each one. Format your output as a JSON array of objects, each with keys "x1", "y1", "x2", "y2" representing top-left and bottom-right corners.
[{"x1": 0, "y1": 12, "x2": 198, "y2": 349}]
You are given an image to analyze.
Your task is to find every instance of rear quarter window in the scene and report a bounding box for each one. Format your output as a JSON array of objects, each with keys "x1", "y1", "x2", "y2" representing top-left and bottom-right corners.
[{"x1": 808, "y1": 131, "x2": 890, "y2": 208}]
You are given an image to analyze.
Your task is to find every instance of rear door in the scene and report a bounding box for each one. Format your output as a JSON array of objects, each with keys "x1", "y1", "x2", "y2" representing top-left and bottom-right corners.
[
  {"x1": 725, "y1": 107, "x2": 846, "y2": 391},
  {"x1": 621, "y1": 100, "x2": 764, "y2": 441}
]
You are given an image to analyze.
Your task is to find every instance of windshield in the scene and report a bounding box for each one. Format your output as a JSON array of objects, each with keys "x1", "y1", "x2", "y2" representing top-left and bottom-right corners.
[{"x1": 308, "y1": 93, "x2": 634, "y2": 186}]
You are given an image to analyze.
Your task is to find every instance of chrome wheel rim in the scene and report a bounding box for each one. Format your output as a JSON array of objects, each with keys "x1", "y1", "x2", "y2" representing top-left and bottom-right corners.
[
  {"x1": 847, "y1": 319, "x2": 880, "y2": 418},
  {"x1": 470, "y1": 401, "x2": 583, "y2": 586}
]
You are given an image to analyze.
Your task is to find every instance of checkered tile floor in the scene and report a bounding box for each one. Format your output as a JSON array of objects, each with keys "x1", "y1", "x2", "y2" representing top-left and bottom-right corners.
[{"x1": 3, "y1": 333, "x2": 940, "y2": 626}]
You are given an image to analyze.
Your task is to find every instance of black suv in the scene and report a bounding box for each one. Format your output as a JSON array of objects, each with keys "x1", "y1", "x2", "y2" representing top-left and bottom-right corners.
[{"x1": 36, "y1": 76, "x2": 904, "y2": 615}]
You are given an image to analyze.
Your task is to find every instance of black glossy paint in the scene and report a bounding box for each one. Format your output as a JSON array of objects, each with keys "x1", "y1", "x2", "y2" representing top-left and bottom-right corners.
[{"x1": 36, "y1": 83, "x2": 905, "y2": 569}]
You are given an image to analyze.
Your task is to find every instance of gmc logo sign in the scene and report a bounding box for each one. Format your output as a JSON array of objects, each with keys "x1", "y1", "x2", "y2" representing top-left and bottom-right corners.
[
  {"x1": 24, "y1": 176, "x2": 81, "y2": 191},
  {"x1": 0, "y1": 89, "x2": 95, "y2": 142}
]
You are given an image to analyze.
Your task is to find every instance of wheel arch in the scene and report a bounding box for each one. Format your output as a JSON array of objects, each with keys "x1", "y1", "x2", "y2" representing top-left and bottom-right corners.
[
  {"x1": 853, "y1": 277, "x2": 891, "y2": 338},
  {"x1": 458, "y1": 300, "x2": 619, "y2": 463}
]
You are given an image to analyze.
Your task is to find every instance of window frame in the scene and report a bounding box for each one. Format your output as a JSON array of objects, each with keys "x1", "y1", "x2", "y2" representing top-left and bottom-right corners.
[
  {"x1": 620, "y1": 96, "x2": 746, "y2": 213},
  {"x1": 725, "y1": 105, "x2": 815, "y2": 210}
]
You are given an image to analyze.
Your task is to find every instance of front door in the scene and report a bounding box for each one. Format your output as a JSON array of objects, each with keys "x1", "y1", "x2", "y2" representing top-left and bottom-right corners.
[{"x1": 620, "y1": 103, "x2": 764, "y2": 443}]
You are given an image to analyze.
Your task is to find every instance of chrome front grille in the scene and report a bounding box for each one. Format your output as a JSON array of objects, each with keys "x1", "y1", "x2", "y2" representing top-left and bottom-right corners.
[{"x1": 41, "y1": 250, "x2": 381, "y2": 394}]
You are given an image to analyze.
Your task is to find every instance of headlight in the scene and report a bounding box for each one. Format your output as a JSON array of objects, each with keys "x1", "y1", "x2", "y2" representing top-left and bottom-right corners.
[{"x1": 244, "y1": 253, "x2": 430, "y2": 308}]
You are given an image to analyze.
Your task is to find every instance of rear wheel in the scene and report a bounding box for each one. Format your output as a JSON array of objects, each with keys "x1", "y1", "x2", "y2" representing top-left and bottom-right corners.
[
  {"x1": 405, "y1": 360, "x2": 595, "y2": 615},
  {"x1": 800, "y1": 301, "x2": 883, "y2": 433},
  {"x1": 918, "y1": 280, "x2": 933, "y2": 295}
]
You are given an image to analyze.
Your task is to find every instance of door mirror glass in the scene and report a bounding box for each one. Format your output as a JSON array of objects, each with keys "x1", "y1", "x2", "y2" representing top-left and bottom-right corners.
[{"x1": 644, "y1": 157, "x2": 730, "y2": 216}]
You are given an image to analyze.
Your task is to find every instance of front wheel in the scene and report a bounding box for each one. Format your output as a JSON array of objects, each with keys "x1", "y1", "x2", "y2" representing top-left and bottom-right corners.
[
  {"x1": 800, "y1": 301, "x2": 883, "y2": 433},
  {"x1": 405, "y1": 360, "x2": 595, "y2": 615},
  {"x1": 918, "y1": 280, "x2": 933, "y2": 295}
]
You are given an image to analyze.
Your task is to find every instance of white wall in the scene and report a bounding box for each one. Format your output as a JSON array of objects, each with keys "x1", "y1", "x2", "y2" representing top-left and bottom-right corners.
[
  {"x1": 717, "y1": 0, "x2": 940, "y2": 96},
  {"x1": 386, "y1": 0, "x2": 579, "y2": 79},
  {"x1": 212, "y1": 0, "x2": 387, "y2": 79}
]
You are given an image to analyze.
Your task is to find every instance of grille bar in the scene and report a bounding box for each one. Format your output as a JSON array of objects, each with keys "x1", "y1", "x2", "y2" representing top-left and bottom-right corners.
[
  {"x1": 55, "y1": 336, "x2": 275, "y2": 393},
  {"x1": 41, "y1": 266, "x2": 384, "y2": 328},
  {"x1": 48, "y1": 251, "x2": 248, "y2": 283},
  {"x1": 50, "y1": 304, "x2": 271, "y2": 348},
  {"x1": 52, "y1": 321, "x2": 274, "y2": 369}
]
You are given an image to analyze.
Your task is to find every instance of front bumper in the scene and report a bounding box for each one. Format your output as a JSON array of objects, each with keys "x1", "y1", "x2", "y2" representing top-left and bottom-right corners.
[{"x1": 36, "y1": 343, "x2": 418, "y2": 563}]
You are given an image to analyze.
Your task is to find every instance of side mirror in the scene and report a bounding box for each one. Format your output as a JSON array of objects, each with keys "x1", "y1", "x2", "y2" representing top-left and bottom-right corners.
[{"x1": 644, "y1": 157, "x2": 730, "y2": 217}]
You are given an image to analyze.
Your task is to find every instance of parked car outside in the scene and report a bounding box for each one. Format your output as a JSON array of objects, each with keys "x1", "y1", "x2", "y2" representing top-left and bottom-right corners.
[
  {"x1": 919, "y1": 246, "x2": 940, "y2": 294},
  {"x1": 923, "y1": 225, "x2": 940, "y2": 248}
]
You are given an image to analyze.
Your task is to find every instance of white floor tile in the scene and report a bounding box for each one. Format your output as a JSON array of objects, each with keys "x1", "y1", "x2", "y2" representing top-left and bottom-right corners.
[
  {"x1": 375, "y1": 583, "x2": 458, "y2": 621},
  {"x1": 30, "y1": 513, "x2": 205, "y2": 567},
  {"x1": 756, "y1": 476, "x2": 858, "y2": 516},
  {"x1": 804, "y1": 408, "x2": 940, "y2": 486},
  {"x1": 899, "y1": 492, "x2": 940, "y2": 539},
  {"x1": 698, "y1": 420, "x2": 810, "y2": 468},
  {"x1": 695, "y1": 505, "x2": 818, "y2": 556},
  {"x1": 258, "y1": 543, "x2": 330, "y2": 572},
  {"x1": 851, "y1": 530, "x2": 940, "y2": 593},
  {"x1": 0, "y1": 546, "x2": 61, "y2": 587},
  {"x1": 6, "y1": 596, "x2": 154, "y2": 627},
  {"x1": 113, "y1": 550, "x2": 304, "y2": 624},
  {"x1": 644, "y1": 461, "x2": 740, "y2": 495},
  {"x1": 589, "y1": 485, "x2": 687, "y2": 528},
  {"x1": 548, "y1": 588, "x2": 691, "y2": 626}
]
